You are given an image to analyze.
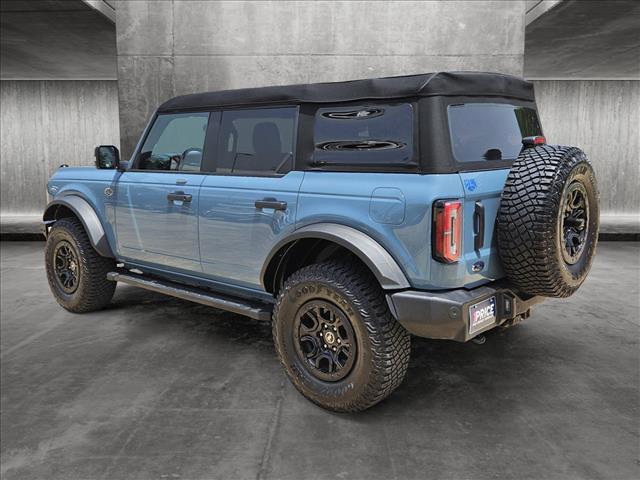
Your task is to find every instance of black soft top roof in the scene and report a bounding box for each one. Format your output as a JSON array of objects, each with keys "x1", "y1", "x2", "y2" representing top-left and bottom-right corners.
[{"x1": 157, "y1": 71, "x2": 535, "y2": 112}]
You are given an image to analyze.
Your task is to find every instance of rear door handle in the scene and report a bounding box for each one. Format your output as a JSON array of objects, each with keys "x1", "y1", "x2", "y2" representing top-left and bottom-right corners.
[
  {"x1": 167, "y1": 191, "x2": 192, "y2": 202},
  {"x1": 473, "y1": 201, "x2": 485, "y2": 251},
  {"x1": 255, "y1": 198, "x2": 287, "y2": 211}
]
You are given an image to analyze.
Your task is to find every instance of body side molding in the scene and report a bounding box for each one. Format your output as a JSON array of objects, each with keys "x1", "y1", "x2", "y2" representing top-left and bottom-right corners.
[
  {"x1": 43, "y1": 195, "x2": 114, "y2": 258},
  {"x1": 262, "y1": 223, "x2": 411, "y2": 291}
]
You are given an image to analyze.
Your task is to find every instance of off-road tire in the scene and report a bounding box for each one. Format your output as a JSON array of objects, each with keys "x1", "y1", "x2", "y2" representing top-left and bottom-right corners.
[
  {"x1": 273, "y1": 260, "x2": 411, "y2": 412},
  {"x1": 45, "y1": 218, "x2": 116, "y2": 312},
  {"x1": 497, "y1": 145, "x2": 599, "y2": 298}
]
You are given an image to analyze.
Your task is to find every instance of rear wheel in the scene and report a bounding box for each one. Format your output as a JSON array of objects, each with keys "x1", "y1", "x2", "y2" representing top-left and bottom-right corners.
[
  {"x1": 45, "y1": 218, "x2": 116, "y2": 312},
  {"x1": 272, "y1": 260, "x2": 410, "y2": 412}
]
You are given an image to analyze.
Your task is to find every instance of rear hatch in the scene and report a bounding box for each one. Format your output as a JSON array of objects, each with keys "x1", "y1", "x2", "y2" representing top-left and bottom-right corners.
[{"x1": 446, "y1": 102, "x2": 543, "y2": 287}]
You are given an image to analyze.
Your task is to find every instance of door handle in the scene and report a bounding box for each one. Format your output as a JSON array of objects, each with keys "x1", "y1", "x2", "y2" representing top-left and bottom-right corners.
[
  {"x1": 473, "y1": 201, "x2": 485, "y2": 251},
  {"x1": 255, "y1": 198, "x2": 287, "y2": 211},
  {"x1": 167, "y1": 191, "x2": 192, "y2": 202}
]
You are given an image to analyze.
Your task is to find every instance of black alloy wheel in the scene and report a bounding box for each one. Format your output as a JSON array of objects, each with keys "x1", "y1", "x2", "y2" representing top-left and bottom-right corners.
[
  {"x1": 293, "y1": 300, "x2": 357, "y2": 382},
  {"x1": 53, "y1": 240, "x2": 80, "y2": 293},
  {"x1": 561, "y1": 181, "x2": 589, "y2": 265}
]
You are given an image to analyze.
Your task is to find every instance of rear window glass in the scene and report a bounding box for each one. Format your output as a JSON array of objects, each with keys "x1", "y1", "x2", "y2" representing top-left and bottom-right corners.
[
  {"x1": 448, "y1": 103, "x2": 542, "y2": 162},
  {"x1": 312, "y1": 103, "x2": 414, "y2": 167},
  {"x1": 217, "y1": 107, "x2": 297, "y2": 175}
]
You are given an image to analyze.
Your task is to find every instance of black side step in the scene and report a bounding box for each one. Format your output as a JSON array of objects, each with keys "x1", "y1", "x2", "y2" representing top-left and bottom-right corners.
[{"x1": 107, "y1": 272, "x2": 272, "y2": 321}]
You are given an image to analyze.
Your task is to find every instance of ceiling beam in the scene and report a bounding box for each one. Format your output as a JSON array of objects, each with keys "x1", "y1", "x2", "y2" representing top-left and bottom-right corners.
[
  {"x1": 526, "y1": 0, "x2": 564, "y2": 25},
  {"x1": 81, "y1": 0, "x2": 115, "y2": 23}
]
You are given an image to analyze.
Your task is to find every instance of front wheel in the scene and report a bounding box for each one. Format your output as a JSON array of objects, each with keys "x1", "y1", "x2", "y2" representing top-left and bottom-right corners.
[
  {"x1": 45, "y1": 218, "x2": 116, "y2": 313},
  {"x1": 272, "y1": 260, "x2": 410, "y2": 412}
]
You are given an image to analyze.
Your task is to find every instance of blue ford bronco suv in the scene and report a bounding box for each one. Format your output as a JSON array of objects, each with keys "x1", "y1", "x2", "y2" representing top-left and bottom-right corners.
[{"x1": 43, "y1": 72, "x2": 599, "y2": 412}]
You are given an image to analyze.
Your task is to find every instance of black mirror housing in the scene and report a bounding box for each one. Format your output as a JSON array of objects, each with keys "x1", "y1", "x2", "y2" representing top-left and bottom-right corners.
[{"x1": 95, "y1": 145, "x2": 120, "y2": 170}]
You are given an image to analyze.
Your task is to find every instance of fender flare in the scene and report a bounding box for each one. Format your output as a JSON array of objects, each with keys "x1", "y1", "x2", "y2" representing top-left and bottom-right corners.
[
  {"x1": 43, "y1": 195, "x2": 114, "y2": 258},
  {"x1": 261, "y1": 223, "x2": 411, "y2": 291}
]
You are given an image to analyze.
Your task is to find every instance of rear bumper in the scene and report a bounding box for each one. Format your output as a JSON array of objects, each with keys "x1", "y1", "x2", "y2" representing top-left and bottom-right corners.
[{"x1": 387, "y1": 282, "x2": 544, "y2": 342}]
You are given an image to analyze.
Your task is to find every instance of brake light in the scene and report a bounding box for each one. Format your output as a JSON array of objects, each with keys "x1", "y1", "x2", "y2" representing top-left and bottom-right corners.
[
  {"x1": 522, "y1": 135, "x2": 546, "y2": 147},
  {"x1": 433, "y1": 200, "x2": 462, "y2": 263}
]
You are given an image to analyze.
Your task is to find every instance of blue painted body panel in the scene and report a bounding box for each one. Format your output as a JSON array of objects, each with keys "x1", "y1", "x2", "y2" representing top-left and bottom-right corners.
[
  {"x1": 47, "y1": 165, "x2": 511, "y2": 295},
  {"x1": 296, "y1": 171, "x2": 506, "y2": 290},
  {"x1": 459, "y1": 169, "x2": 510, "y2": 286},
  {"x1": 114, "y1": 171, "x2": 204, "y2": 272},
  {"x1": 47, "y1": 167, "x2": 119, "y2": 248},
  {"x1": 198, "y1": 172, "x2": 304, "y2": 289}
]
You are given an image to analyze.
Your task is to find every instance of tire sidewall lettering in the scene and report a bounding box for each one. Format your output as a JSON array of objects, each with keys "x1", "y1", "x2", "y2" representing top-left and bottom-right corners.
[
  {"x1": 288, "y1": 283, "x2": 355, "y2": 317},
  {"x1": 278, "y1": 278, "x2": 372, "y2": 405}
]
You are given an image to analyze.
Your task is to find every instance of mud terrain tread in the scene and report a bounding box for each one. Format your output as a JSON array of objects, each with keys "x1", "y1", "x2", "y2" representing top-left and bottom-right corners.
[
  {"x1": 273, "y1": 260, "x2": 410, "y2": 412},
  {"x1": 45, "y1": 218, "x2": 116, "y2": 312},
  {"x1": 497, "y1": 145, "x2": 597, "y2": 298}
]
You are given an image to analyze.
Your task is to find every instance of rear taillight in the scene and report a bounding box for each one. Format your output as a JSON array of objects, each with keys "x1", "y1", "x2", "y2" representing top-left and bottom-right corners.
[{"x1": 433, "y1": 199, "x2": 462, "y2": 263}]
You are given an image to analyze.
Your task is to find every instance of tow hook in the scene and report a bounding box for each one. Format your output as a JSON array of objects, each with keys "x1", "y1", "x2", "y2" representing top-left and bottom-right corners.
[
  {"x1": 500, "y1": 310, "x2": 530, "y2": 330},
  {"x1": 472, "y1": 334, "x2": 486, "y2": 345}
]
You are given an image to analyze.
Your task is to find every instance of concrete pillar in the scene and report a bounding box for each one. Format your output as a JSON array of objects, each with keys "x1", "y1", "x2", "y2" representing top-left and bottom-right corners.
[{"x1": 115, "y1": 0, "x2": 526, "y2": 157}]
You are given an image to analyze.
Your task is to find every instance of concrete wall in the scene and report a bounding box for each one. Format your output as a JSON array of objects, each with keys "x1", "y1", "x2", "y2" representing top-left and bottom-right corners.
[
  {"x1": 533, "y1": 80, "x2": 640, "y2": 216},
  {"x1": 116, "y1": 0, "x2": 526, "y2": 157},
  {"x1": 0, "y1": 80, "x2": 120, "y2": 216},
  {"x1": 525, "y1": 0, "x2": 640, "y2": 79},
  {"x1": 0, "y1": 0, "x2": 117, "y2": 80}
]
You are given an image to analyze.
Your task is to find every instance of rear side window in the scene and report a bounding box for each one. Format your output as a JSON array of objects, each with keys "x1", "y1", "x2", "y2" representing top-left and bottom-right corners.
[
  {"x1": 216, "y1": 107, "x2": 297, "y2": 175},
  {"x1": 138, "y1": 112, "x2": 210, "y2": 171},
  {"x1": 312, "y1": 103, "x2": 414, "y2": 168},
  {"x1": 448, "y1": 103, "x2": 542, "y2": 162}
]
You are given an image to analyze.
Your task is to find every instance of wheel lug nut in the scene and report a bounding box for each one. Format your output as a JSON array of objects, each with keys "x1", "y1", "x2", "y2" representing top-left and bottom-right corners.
[
  {"x1": 332, "y1": 347, "x2": 337, "y2": 351},
  {"x1": 333, "y1": 327, "x2": 337, "y2": 331},
  {"x1": 337, "y1": 339, "x2": 341, "y2": 343},
  {"x1": 323, "y1": 344, "x2": 327, "y2": 349}
]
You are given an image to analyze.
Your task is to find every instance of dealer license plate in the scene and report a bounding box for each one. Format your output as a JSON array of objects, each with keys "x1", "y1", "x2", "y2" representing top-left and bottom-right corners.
[{"x1": 469, "y1": 296, "x2": 497, "y2": 335}]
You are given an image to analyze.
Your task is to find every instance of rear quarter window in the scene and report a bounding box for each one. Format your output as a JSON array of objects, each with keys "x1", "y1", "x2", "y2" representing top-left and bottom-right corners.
[
  {"x1": 448, "y1": 103, "x2": 542, "y2": 162},
  {"x1": 312, "y1": 103, "x2": 414, "y2": 168}
]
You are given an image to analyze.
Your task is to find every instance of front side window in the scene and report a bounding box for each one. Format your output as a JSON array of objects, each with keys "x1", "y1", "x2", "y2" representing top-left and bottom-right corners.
[
  {"x1": 312, "y1": 103, "x2": 414, "y2": 168},
  {"x1": 138, "y1": 112, "x2": 210, "y2": 171},
  {"x1": 216, "y1": 107, "x2": 297, "y2": 175},
  {"x1": 448, "y1": 103, "x2": 542, "y2": 162}
]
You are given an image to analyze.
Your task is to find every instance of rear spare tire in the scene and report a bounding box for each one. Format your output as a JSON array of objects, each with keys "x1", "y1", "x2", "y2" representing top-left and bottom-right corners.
[{"x1": 497, "y1": 145, "x2": 599, "y2": 298}]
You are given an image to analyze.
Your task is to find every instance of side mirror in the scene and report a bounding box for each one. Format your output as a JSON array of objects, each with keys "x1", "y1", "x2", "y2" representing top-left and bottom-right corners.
[{"x1": 95, "y1": 145, "x2": 120, "y2": 170}]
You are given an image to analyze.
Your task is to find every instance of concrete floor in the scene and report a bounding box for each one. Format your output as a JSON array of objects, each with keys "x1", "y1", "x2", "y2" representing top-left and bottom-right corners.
[{"x1": 1, "y1": 242, "x2": 638, "y2": 480}]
